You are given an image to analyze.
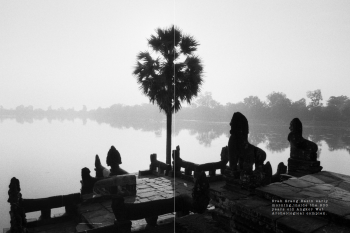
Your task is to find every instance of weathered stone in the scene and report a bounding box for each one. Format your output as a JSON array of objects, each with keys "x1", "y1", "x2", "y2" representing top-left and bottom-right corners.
[
  {"x1": 282, "y1": 178, "x2": 315, "y2": 188},
  {"x1": 255, "y1": 183, "x2": 310, "y2": 200},
  {"x1": 93, "y1": 174, "x2": 137, "y2": 197},
  {"x1": 302, "y1": 184, "x2": 334, "y2": 195},
  {"x1": 320, "y1": 198, "x2": 350, "y2": 218},
  {"x1": 312, "y1": 171, "x2": 345, "y2": 184},
  {"x1": 81, "y1": 208, "x2": 113, "y2": 228},
  {"x1": 278, "y1": 183, "x2": 303, "y2": 193},
  {"x1": 136, "y1": 187, "x2": 154, "y2": 194},
  {"x1": 211, "y1": 170, "x2": 350, "y2": 233},
  {"x1": 288, "y1": 158, "x2": 323, "y2": 176},
  {"x1": 149, "y1": 153, "x2": 172, "y2": 176},
  {"x1": 313, "y1": 223, "x2": 350, "y2": 233},
  {"x1": 254, "y1": 205, "x2": 284, "y2": 225},
  {"x1": 148, "y1": 195, "x2": 165, "y2": 201},
  {"x1": 276, "y1": 215, "x2": 328, "y2": 233},
  {"x1": 329, "y1": 188, "x2": 350, "y2": 202},
  {"x1": 338, "y1": 181, "x2": 350, "y2": 192},
  {"x1": 138, "y1": 191, "x2": 158, "y2": 198},
  {"x1": 137, "y1": 184, "x2": 151, "y2": 189},
  {"x1": 299, "y1": 175, "x2": 326, "y2": 184},
  {"x1": 234, "y1": 197, "x2": 271, "y2": 214},
  {"x1": 330, "y1": 172, "x2": 350, "y2": 183}
]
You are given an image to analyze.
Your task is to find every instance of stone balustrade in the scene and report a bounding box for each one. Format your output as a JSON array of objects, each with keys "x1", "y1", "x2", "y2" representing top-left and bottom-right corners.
[{"x1": 172, "y1": 145, "x2": 229, "y2": 182}]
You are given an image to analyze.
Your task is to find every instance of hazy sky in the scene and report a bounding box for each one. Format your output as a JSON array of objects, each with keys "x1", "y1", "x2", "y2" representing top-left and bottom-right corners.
[{"x1": 1, "y1": 0, "x2": 349, "y2": 110}]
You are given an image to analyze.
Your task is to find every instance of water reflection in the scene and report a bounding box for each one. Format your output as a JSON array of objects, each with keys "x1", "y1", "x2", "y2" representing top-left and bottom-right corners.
[
  {"x1": 2, "y1": 116, "x2": 350, "y2": 155},
  {"x1": 176, "y1": 121, "x2": 350, "y2": 155}
]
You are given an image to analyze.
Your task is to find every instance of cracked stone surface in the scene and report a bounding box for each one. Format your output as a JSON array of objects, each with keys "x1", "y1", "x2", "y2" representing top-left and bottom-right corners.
[
  {"x1": 210, "y1": 170, "x2": 350, "y2": 233},
  {"x1": 256, "y1": 171, "x2": 350, "y2": 220}
]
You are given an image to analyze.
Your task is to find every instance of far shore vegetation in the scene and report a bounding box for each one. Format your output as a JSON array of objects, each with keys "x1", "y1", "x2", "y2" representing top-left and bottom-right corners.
[{"x1": 1, "y1": 89, "x2": 350, "y2": 126}]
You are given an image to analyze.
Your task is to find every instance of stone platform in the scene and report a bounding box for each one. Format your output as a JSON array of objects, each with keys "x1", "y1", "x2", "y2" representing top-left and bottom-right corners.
[
  {"x1": 210, "y1": 171, "x2": 350, "y2": 233},
  {"x1": 9, "y1": 171, "x2": 350, "y2": 233},
  {"x1": 77, "y1": 174, "x2": 181, "y2": 232},
  {"x1": 23, "y1": 174, "x2": 203, "y2": 233}
]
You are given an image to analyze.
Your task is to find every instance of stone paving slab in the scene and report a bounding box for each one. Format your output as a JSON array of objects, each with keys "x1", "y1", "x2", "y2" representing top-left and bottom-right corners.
[
  {"x1": 299, "y1": 175, "x2": 326, "y2": 184},
  {"x1": 76, "y1": 174, "x2": 180, "y2": 231},
  {"x1": 309, "y1": 171, "x2": 345, "y2": 184},
  {"x1": 322, "y1": 198, "x2": 350, "y2": 220},
  {"x1": 255, "y1": 184, "x2": 310, "y2": 200},
  {"x1": 283, "y1": 178, "x2": 315, "y2": 188},
  {"x1": 255, "y1": 171, "x2": 350, "y2": 223},
  {"x1": 338, "y1": 181, "x2": 350, "y2": 192}
]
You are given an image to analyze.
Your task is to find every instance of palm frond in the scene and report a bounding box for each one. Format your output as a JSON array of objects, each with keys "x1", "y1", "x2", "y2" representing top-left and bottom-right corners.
[{"x1": 180, "y1": 35, "x2": 199, "y2": 55}]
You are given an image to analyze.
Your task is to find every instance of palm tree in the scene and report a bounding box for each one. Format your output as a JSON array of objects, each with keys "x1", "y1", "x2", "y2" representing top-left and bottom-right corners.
[{"x1": 133, "y1": 25, "x2": 203, "y2": 164}]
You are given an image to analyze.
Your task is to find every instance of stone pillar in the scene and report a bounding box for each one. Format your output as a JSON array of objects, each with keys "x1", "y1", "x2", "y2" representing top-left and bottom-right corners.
[{"x1": 8, "y1": 177, "x2": 27, "y2": 233}]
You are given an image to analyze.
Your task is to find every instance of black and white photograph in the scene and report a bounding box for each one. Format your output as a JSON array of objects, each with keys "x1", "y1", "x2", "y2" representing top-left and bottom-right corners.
[{"x1": 1, "y1": 0, "x2": 350, "y2": 232}]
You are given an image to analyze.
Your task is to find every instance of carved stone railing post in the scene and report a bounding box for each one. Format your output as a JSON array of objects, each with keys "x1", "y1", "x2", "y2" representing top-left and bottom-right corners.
[
  {"x1": 209, "y1": 169, "x2": 216, "y2": 177},
  {"x1": 149, "y1": 153, "x2": 157, "y2": 171},
  {"x1": 8, "y1": 177, "x2": 27, "y2": 233},
  {"x1": 39, "y1": 208, "x2": 51, "y2": 220},
  {"x1": 150, "y1": 153, "x2": 171, "y2": 176},
  {"x1": 172, "y1": 146, "x2": 181, "y2": 174},
  {"x1": 139, "y1": 154, "x2": 172, "y2": 177},
  {"x1": 172, "y1": 145, "x2": 229, "y2": 182}
]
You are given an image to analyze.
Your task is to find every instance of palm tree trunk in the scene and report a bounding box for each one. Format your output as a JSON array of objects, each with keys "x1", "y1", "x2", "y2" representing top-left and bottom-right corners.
[{"x1": 166, "y1": 111, "x2": 172, "y2": 164}]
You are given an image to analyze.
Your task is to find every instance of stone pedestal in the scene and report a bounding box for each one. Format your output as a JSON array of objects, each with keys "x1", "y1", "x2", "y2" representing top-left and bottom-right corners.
[
  {"x1": 290, "y1": 148, "x2": 317, "y2": 161},
  {"x1": 223, "y1": 168, "x2": 260, "y2": 193},
  {"x1": 224, "y1": 163, "x2": 272, "y2": 192},
  {"x1": 287, "y1": 158, "x2": 323, "y2": 177}
]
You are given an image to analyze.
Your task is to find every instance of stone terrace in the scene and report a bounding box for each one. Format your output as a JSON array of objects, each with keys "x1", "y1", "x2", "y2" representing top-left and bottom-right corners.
[
  {"x1": 210, "y1": 171, "x2": 350, "y2": 233},
  {"x1": 20, "y1": 174, "x2": 228, "y2": 233},
  {"x1": 12, "y1": 171, "x2": 350, "y2": 233},
  {"x1": 76, "y1": 174, "x2": 186, "y2": 232},
  {"x1": 25, "y1": 175, "x2": 181, "y2": 232}
]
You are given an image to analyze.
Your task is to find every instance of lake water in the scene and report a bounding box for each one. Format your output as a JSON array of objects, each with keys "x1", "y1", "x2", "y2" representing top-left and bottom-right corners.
[{"x1": 1, "y1": 118, "x2": 350, "y2": 228}]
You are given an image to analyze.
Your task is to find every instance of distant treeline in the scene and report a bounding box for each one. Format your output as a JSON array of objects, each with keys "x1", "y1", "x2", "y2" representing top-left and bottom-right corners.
[
  {"x1": 1, "y1": 104, "x2": 349, "y2": 154},
  {"x1": 1, "y1": 89, "x2": 350, "y2": 124},
  {"x1": 175, "y1": 90, "x2": 350, "y2": 123},
  {"x1": 1, "y1": 93, "x2": 350, "y2": 153}
]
